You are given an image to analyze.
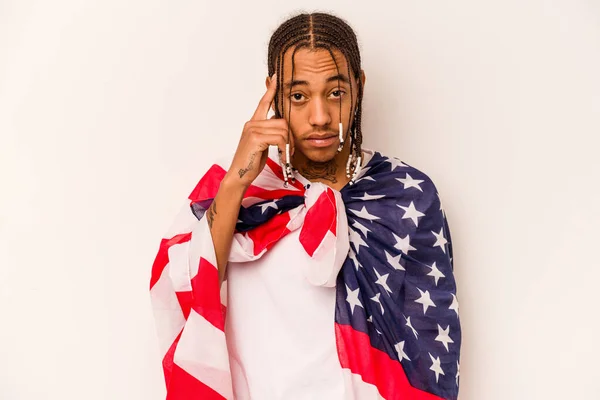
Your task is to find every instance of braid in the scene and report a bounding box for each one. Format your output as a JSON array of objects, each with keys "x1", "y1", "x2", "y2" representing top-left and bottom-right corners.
[
  {"x1": 267, "y1": 12, "x2": 364, "y2": 165},
  {"x1": 320, "y1": 44, "x2": 342, "y2": 140}
]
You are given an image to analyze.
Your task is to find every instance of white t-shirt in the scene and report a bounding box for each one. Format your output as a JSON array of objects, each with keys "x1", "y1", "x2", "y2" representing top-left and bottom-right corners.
[{"x1": 225, "y1": 150, "x2": 383, "y2": 399}]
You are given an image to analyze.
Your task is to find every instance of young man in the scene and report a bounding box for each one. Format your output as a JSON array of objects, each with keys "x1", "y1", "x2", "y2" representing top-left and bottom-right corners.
[{"x1": 150, "y1": 12, "x2": 461, "y2": 400}]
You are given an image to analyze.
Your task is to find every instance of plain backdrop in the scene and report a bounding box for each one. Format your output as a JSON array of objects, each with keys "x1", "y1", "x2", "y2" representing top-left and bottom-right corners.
[{"x1": 1, "y1": 1, "x2": 599, "y2": 399}]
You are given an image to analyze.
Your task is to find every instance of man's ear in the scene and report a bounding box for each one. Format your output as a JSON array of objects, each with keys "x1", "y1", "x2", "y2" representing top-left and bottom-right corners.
[{"x1": 360, "y1": 69, "x2": 366, "y2": 88}]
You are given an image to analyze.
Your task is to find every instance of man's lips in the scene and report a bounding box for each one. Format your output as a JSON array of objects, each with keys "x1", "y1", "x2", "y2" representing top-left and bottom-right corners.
[
  {"x1": 305, "y1": 134, "x2": 338, "y2": 147},
  {"x1": 305, "y1": 133, "x2": 337, "y2": 140}
]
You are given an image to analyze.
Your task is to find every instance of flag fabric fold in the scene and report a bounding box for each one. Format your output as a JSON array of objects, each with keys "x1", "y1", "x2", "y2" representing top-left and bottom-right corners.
[{"x1": 150, "y1": 148, "x2": 461, "y2": 400}]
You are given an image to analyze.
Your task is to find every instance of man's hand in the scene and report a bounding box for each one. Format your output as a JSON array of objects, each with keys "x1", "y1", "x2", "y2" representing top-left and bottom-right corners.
[{"x1": 225, "y1": 74, "x2": 295, "y2": 190}]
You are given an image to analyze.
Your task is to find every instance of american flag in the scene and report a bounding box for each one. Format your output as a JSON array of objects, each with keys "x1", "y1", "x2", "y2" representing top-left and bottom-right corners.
[{"x1": 149, "y1": 149, "x2": 461, "y2": 399}]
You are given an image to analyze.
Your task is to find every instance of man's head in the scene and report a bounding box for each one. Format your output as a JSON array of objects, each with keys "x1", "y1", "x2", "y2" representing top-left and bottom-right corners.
[{"x1": 266, "y1": 12, "x2": 366, "y2": 166}]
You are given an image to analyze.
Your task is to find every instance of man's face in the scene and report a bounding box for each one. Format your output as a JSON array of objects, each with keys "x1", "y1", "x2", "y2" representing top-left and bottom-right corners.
[{"x1": 269, "y1": 47, "x2": 365, "y2": 164}]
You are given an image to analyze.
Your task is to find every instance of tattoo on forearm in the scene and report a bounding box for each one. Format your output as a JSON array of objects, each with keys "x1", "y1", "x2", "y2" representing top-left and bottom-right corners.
[
  {"x1": 299, "y1": 160, "x2": 338, "y2": 183},
  {"x1": 206, "y1": 200, "x2": 217, "y2": 229},
  {"x1": 238, "y1": 152, "x2": 256, "y2": 178}
]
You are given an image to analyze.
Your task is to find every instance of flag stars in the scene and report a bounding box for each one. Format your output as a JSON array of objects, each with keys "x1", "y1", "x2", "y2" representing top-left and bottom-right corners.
[
  {"x1": 392, "y1": 232, "x2": 416, "y2": 254},
  {"x1": 352, "y1": 220, "x2": 371, "y2": 237},
  {"x1": 348, "y1": 249, "x2": 361, "y2": 270},
  {"x1": 396, "y1": 173, "x2": 424, "y2": 192},
  {"x1": 259, "y1": 200, "x2": 278, "y2": 214},
  {"x1": 429, "y1": 353, "x2": 445, "y2": 383},
  {"x1": 432, "y1": 228, "x2": 448, "y2": 253},
  {"x1": 352, "y1": 192, "x2": 385, "y2": 201},
  {"x1": 395, "y1": 341, "x2": 411, "y2": 362},
  {"x1": 346, "y1": 285, "x2": 364, "y2": 314},
  {"x1": 385, "y1": 157, "x2": 408, "y2": 171},
  {"x1": 397, "y1": 201, "x2": 426, "y2": 227},
  {"x1": 384, "y1": 250, "x2": 405, "y2": 271},
  {"x1": 374, "y1": 268, "x2": 393, "y2": 294},
  {"x1": 370, "y1": 293, "x2": 384, "y2": 314},
  {"x1": 415, "y1": 288, "x2": 436, "y2": 314},
  {"x1": 404, "y1": 316, "x2": 419, "y2": 339},
  {"x1": 349, "y1": 228, "x2": 369, "y2": 254},
  {"x1": 435, "y1": 324, "x2": 454, "y2": 351},
  {"x1": 426, "y1": 262, "x2": 446, "y2": 286},
  {"x1": 449, "y1": 293, "x2": 460, "y2": 317},
  {"x1": 349, "y1": 206, "x2": 380, "y2": 221}
]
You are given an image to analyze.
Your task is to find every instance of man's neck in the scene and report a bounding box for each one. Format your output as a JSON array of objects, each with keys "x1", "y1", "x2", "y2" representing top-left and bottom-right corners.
[{"x1": 292, "y1": 147, "x2": 362, "y2": 191}]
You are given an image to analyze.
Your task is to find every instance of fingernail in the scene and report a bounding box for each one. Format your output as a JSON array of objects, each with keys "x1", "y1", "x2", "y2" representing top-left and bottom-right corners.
[{"x1": 272, "y1": 73, "x2": 277, "y2": 82}]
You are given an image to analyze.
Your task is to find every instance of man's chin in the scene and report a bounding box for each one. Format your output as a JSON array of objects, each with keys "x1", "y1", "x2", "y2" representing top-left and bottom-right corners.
[{"x1": 300, "y1": 147, "x2": 339, "y2": 163}]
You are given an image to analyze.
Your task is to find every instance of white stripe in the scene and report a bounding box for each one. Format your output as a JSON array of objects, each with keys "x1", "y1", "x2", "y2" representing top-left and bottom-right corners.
[
  {"x1": 168, "y1": 241, "x2": 192, "y2": 292},
  {"x1": 174, "y1": 309, "x2": 233, "y2": 399},
  {"x1": 150, "y1": 262, "x2": 186, "y2": 356},
  {"x1": 188, "y1": 216, "x2": 217, "y2": 279},
  {"x1": 301, "y1": 188, "x2": 349, "y2": 287},
  {"x1": 341, "y1": 369, "x2": 385, "y2": 399},
  {"x1": 164, "y1": 201, "x2": 198, "y2": 238}
]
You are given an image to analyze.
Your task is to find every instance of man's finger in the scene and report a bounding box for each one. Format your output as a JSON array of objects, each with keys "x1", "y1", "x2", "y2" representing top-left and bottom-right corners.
[{"x1": 251, "y1": 73, "x2": 277, "y2": 121}]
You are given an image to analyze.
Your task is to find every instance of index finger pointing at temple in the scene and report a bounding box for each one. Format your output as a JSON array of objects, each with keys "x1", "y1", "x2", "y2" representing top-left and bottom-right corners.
[{"x1": 251, "y1": 74, "x2": 277, "y2": 121}]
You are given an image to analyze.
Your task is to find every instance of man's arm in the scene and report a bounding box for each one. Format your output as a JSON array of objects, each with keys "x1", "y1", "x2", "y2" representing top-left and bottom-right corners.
[
  {"x1": 207, "y1": 73, "x2": 291, "y2": 283},
  {"x1": 206, "y1": 174, "x2": 246, "y2": 283}
]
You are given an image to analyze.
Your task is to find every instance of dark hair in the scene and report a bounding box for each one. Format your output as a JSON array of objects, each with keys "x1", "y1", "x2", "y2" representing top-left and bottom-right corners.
[{"x1": 267, "y1": 12, "x2": 364, "y2": 161}]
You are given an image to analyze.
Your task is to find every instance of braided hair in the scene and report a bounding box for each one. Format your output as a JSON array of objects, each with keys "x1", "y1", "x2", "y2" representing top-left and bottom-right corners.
[{"x1": 267, "y1": 12, "x2": 364, "y2": 165}]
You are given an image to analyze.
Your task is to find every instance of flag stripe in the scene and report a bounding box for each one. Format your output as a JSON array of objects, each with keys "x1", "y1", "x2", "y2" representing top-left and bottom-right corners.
[
  {"x1": 335, "y1": 323, "x2": 445, "y2": 400},
  {"x1": 191, "y1": 257, "x2": 225, "y2": 331},
  {"x1": 150, "y1": 233, "x2": 192, "y2": 290},
  {"x1": 166, "y1": 363, "x2": 226, "y2": 400},
  {"x1": 150, "y1": 149, "x2": 461, "y2": 399},
  {"x1": 300, "y1": 188, "x2": 337, "y2": 256}
]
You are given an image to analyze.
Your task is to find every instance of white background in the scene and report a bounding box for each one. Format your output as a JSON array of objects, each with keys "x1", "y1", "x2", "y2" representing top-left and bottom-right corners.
[{"x1": 1, "y1": 1, "x2": 599, "y2": 399}]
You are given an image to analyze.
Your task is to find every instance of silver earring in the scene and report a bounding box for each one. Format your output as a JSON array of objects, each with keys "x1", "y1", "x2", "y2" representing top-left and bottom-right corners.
[
  {"x1": 337, "y1": 122, "x2": 344, "y2": 152},
  {"x1": 283, "y1": 143, "x2": 295, "y2": 187}
]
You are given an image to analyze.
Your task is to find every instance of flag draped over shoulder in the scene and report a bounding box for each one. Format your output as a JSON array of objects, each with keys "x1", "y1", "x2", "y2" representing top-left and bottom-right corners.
[{"x1": 149, "y1": 148, "x2": 461, "y2": 400}]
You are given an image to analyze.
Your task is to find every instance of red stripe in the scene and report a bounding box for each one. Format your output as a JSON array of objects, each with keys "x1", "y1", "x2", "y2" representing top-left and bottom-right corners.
[
  {"x1": 335, "y1": 324, "x2": 444, "y2": 400},
  {"x1": 246, "y1": 212, "x2": 293, "y2": 255},
  {"x1": 175, "y1": 291, "x2": 193, "y2": 320},
  {"x1": 188, "y1": 164, "x2": 227, "y2": 202},
  {"x1": 166, "y1": 363, "x2": 226, "y2": 400},
  {"x1": 191, "y1": 257, "x2": 225, "y2": 331},
  {"x1": 244, "y1": 185, "x2": 302, "y2": 201},
  {"x1": 187, "y1": 161, "x2": 302, "y2": 204},
  {"x1": 150, "y1": 233, "x2": 192, "y2": 290},
  {"x1": 162, "y1": 330, "x2": 181, "y2": 388},
  {"x1": 300, "y1": 188, "x2": 336, "y2": 256}
]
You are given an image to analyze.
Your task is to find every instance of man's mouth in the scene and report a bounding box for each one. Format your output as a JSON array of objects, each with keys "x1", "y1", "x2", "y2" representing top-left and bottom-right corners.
[{"x1": 305, "y1": 135, "x2": 337, "y2": 147}]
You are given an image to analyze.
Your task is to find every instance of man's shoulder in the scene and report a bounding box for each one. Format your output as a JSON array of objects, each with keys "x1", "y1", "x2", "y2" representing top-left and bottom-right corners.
[{"x1": 364, "y1": 148, "x2": 440, "y2": 191}]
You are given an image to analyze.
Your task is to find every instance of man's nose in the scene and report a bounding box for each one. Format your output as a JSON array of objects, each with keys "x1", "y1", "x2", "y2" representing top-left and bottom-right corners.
[{"x1": 308, "y1": 97, "x2": 331, "y2": 127}]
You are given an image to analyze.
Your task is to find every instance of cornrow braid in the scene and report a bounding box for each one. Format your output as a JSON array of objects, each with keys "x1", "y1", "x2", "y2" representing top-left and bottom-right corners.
[{"x1": 267, "y1": 12, "x2": 364, "y2": 178}]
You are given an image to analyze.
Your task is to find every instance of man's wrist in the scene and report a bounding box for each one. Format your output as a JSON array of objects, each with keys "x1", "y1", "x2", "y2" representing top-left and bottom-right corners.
[{"x1": 220, "y1": 172, "x2": 248, "y2": 198}]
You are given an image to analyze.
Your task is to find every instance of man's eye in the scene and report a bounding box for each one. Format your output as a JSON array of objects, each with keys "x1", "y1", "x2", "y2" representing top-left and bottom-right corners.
[
  {"x1": 331, "y1": 90, "x2": 345, "y2": 98},
  {"x1": 290, "y1": 93, "x2": 304, "y2": 101}
]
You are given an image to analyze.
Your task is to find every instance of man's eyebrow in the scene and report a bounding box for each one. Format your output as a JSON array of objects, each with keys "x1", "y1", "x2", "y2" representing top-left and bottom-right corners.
[
  {"x1": 326, "y1": 74, "x2": 350, "y2": 85},
  {"x1": 283, "y1": 74, "x2": 351, "y2": 90},
  {"x1": 284, "y1": 79, "x2": 309, "y2": 90}
]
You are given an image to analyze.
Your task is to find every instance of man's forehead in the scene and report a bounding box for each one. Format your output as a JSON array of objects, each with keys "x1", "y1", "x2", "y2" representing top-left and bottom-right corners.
[{"x1": 280, "y1": 47, "x2": 351, "y2": 84}]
